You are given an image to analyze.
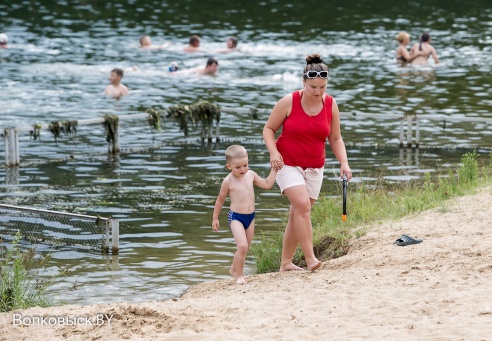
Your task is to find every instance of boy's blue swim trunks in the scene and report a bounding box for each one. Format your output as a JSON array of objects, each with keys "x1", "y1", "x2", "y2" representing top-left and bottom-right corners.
[{"x1": 227, "y1": 211, "x2": 255, "y2": 230}]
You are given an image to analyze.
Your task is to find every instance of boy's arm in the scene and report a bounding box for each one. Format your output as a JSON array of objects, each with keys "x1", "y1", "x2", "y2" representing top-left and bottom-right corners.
[
  {"x1": 253, "y1": 168, "x2": 277, "y2": 190},
  {"x1": 212, "y1": 179, "x2": 229, "y2": 232}
]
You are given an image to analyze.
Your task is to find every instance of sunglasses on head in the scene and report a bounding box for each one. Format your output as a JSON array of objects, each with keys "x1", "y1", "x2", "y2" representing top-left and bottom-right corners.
[{"x1": 304, "y1": 70, "x2": 329, "y2": 79}]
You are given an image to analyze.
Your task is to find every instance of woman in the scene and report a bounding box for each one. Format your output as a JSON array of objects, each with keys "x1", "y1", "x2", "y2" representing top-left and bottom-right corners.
[
  {"x1": 263, "y1": 53, "x2": 352, "y2": 272},
  {"x1": 410, "y1": 32, "x2": 440, "y2": 65},
  {"x1": 395, "y1": 31, "x2": 422, "y2": 64}
]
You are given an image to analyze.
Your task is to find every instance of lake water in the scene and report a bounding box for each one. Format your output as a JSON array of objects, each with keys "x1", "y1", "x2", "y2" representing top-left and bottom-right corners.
[{"x1": 1, "y1": 0, "x2": 491, "y2": 305}]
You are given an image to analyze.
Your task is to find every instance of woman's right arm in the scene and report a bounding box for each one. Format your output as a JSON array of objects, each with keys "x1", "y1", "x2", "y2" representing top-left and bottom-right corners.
[
  {"x1": 399, "y1": 46, "x2": 423, "y2": 62},
  {"x1": 262, "y1": 94, "x2": 291, "y2": 171},
  {"x1": 431, "y1": 47, "x2": 440, "y2": 64}
]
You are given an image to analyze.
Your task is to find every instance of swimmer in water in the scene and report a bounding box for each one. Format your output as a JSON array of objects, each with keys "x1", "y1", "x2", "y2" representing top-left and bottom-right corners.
[
  {"x1": 172, "y1": 57, "x2": 218, "y2": 76},
  {"x1": 139, "y1": 35, "x2": 171, "y2": 49},
  {"x1": 0, "y1": 33, "x2": 8, "y2": 49},
  {"x1": 216, "y1": 36, "x2": 238, "y2": 53},
  {"x1": 183, "y1": 35, "x2": 202, "y2": 53}
]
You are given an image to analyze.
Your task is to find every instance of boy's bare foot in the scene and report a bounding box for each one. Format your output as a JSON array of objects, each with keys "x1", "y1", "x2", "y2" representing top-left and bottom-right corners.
[
  {"x1": 279, "y1": 262, "x2": 303, "y2": 272},
  {"x1": 236, "y1": 277, "x2": 246, "y2": 285},
  {"x1": 308, "y1": 260, "x2": 322, "y2": 272}
]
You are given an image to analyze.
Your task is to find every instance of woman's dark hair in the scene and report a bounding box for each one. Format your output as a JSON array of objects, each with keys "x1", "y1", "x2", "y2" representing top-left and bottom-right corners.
[
  {"x1": 206, "y1": 57, "x2": 218, "y2": 66},
  {"x1": 419, "y1": 32, "x2": 430, "y2": 51},
  {"x1": 228, "y1": 36, "x2": 238, "y2": 48},
  {"x1": 303, "y1": 53, "x2": 329, "y2": 80}
]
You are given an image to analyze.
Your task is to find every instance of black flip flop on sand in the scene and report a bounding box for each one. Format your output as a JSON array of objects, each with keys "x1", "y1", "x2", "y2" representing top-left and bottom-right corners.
[{"x1": 394, "y1": 234, "x2": 423, "y2": 246}]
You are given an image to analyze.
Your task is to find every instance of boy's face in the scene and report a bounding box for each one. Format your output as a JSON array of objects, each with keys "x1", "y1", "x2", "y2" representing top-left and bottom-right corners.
[
  {"x1": 226, "y1": 156, "x2": 248, "y2": 178},
  {"x1": 205, "y1": 63, "x2": 218, "y2": 75},
  {"x1": 109, "y1": 72, "x2": 121, "y2": 85}
]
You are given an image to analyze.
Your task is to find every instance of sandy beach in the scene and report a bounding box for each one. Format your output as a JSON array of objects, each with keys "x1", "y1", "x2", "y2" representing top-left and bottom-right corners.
[{"x1": 1, "y1": 187, "x2": 491, "y2": 341}]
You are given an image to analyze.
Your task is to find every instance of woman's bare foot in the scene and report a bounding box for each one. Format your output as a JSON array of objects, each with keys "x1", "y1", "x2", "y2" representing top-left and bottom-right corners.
[
  {"x1": 279, "y1": 262, "x2": 303, "y2": 272},
  {"x1": 236, "y1": 276, "x2": 246, "y2": 285},
  {"x1": 307, "y1": 260, "x2": 322, "y2": 272}
]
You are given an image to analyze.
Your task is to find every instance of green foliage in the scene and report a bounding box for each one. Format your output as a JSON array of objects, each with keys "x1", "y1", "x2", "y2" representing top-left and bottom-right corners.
[
  {"x1": 31, "y1": 121, "x2": 77, "y2": 141},
  {"x1": 61, "y1": 120, "x2": 78, "y2": 135},
  {"x1": 145, "y1": 108, "x2": 162, "y2": 132},
  {"x1": 32, "y1": 124, "x2": 42, "y2": 141},
  {"x1": 191, "y1": 100, "x2": 221, "y2": 126},
  {"x1": 166, "y1": 104, "x2": 192, "y2": 136},
  {"x1": 0, "y1": 231, "x2": 64, "y2": 312},
  {"x1": 457, "y1": 150, "x2": 478, "y2": 187},
  {"x1": 252, "y1": 151, "x2": 490, "y2": 274},
  {"x1": 103, "y1": 114, "x2": 119, "y2": 144},
  {"x1": 250, "y1": 231, "x2": 283, "y2": 274},
  {"x1": 166, "y1": 101, "x2": 221, "y2": 137},
  {"x1": 248, "y1": 108, "x2": 259, "y2": 120},
  {"x1": 48, "y1": 121, "x2": 61, "y2": 141}
]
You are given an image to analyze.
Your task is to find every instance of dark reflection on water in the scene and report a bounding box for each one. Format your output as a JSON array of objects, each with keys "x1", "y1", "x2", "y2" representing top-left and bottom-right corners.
[{"x1": 1, "y1": 0, "x2": 491, "y2": 305}]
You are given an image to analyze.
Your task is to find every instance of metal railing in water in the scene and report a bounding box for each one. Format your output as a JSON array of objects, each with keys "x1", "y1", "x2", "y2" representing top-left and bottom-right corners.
[
  {"x1": 0, "y1": 204, "x2": 119, "y2": 253},
  {"x1": 2, "y1": 108, "x2": 492, "y2": 167}
]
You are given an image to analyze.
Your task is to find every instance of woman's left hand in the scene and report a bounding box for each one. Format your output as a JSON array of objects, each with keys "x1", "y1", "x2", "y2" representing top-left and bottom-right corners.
[
  {"x1": 269, "y1": 151, "x2": 284, "y2": 171},
  {"x1": 340, "y1": 164, "x2": 352, "y2": 181}
]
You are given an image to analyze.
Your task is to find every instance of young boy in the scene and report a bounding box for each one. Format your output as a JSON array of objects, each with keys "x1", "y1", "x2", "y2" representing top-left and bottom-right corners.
[
  {"x1": 212, "y1": 145, "x2": 277, "y2": 285},
  {"x1": 104, "y1": 68, "x2": 129, "y2": 98}
]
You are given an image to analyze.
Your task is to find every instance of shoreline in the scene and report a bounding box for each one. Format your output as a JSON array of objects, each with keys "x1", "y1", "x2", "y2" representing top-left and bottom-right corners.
[{"x1": 1, "y1": 187, "x2": 491, "y2": 340}]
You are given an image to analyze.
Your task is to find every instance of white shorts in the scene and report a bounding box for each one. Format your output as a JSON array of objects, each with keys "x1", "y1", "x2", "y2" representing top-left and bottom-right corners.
[{"x1": 276, "y1": 165, "x2": 324, "y2": 200}]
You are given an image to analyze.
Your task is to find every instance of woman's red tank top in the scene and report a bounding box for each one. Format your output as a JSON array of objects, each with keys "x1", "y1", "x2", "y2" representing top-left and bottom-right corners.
[{"x1": 276, "y1": 90, "x2": 332, "y2": 169}]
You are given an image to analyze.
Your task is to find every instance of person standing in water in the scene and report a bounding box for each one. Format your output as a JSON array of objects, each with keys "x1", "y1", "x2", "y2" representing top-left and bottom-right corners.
[
  {"x1": 104, "y1": 68, "x2": 129, "y2": 98},
  {"x1": 395, "y1": 31, "x2": 423, "y2": 64},
  {"x1": 410, "y1": 32, "x2": 440, "y2": 66}
]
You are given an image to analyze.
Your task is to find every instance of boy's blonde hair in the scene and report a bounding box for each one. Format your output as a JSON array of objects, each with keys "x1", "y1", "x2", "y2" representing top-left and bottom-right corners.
[{"x1": 225, "y1": 145, "x2": 248, "y2": 163}]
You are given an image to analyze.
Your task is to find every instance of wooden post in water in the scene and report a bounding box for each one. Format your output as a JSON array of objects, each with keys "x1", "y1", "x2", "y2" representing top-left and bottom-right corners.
[
  {"x1": 5, "y1": 128, "x2": 20, "y2": 167},
  {"x1": 104, "y1": 220, "x2": 110, "y2": 252},
  {"x1": 4, "y1": 129, "x2": 11, "y2": 166},
  {"x1": 207, "y1": 122, "x2": 213, "y2": 143},
  {"x1": 406, "y1": 116, "x2": 413, "y2": 148},
  {"x1": 107, "y1": 123, "x2": 120, "y2": 153},
  {"x1": 399, "y1": 118, "x2": 405, "y2": 147},
  {"x1": 415, "y1": 116, "x2": 420, "y2": 148},
  {"x1": 111, "y1": 219, "x2": 119, "y2": 254},
  {"x1": 215, "y1": 119, "x2": 220, "y2": 142}
]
